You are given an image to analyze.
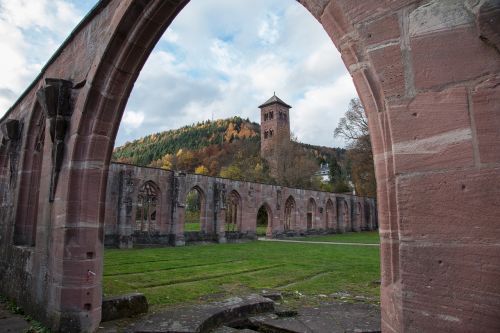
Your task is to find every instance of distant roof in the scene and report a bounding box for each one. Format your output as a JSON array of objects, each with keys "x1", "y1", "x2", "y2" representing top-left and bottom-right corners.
[{"x1": 258, "y1": 93, "x2": 292, "y2": 109}]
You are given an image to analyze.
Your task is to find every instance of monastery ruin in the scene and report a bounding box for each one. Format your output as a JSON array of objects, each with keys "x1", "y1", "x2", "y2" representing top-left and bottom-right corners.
[{"x1": 0, "y1": 0, "x2": 499, "y2": 332}]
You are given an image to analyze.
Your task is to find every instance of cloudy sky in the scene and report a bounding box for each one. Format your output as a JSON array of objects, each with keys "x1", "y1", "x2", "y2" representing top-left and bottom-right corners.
[{"x1": 0, "y1": 0, "x2": 358, "y2": 148}]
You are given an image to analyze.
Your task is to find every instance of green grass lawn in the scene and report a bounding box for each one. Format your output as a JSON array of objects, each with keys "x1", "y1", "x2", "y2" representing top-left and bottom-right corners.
[
  {"x1": 292, "y1": 231, "x2": 380, "y2": 244},
  {"x1": 103, "y1": 233, "x2": 380, "y2": 309},
  {"x1": 184, "y1": 222, "x2": 200, "y2": 232},
  {"x1": 256, "y1": 225, "x2": 267, "y2": 236}
]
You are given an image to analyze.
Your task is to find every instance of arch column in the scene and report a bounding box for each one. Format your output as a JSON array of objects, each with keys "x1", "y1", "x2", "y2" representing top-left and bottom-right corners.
[
  {"x1": 171, "y1": 173, "x2": 186, "y2": 246},
  {"x1": 214, "y1": 182, "x2": 227, "y2": 243}
]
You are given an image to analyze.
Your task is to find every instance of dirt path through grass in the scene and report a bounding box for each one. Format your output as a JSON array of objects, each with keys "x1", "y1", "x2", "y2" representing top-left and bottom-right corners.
[{"x1": 258, "y1": 238, "x2": 379, "y2": 246}]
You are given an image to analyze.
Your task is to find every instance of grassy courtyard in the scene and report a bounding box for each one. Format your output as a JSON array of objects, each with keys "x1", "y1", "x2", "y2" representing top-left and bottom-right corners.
[
  {"x1": 103, "y1": 232, "x2": 380, "y2": 309},
  {"x1": 292, "y1": 231, "x2": 380, "y2": 244}
]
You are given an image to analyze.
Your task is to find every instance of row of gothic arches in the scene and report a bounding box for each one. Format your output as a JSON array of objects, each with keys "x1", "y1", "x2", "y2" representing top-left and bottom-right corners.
[{"x1": 131, "y1": 179, "x2": 371, "y2": 237}]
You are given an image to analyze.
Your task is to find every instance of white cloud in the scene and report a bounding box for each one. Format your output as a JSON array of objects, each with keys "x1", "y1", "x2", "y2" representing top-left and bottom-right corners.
[
  {"x1": 0, "y1": 0, "x2": 88, "y2": 115},
  {"x1": 258, "y1": 13, "x2": 280, "y2": 45},
  {"x1": 0, "y1": 0, "x2": 358, "y2": 148},
  {"x1": 122, "y1": 110, "x2": 145, "y2": 133},
  {"x1": 293, "y1": 74, "x2": 356, "y2": 147}
]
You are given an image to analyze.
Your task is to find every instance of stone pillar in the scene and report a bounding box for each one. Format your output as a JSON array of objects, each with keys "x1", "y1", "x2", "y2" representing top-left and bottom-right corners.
[
  {"x1": 117, "y1": 169, "x2": 134, "y2": 249},
  {"x1": 170, "y1": 173, "x2": 186, "y2": 246},
  {"x1": 214, "y1": 182, "x2": 227, "y2": 243}
]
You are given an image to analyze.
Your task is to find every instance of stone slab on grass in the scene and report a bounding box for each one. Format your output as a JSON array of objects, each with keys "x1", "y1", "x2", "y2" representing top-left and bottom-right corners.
[
  {"x1": 249, "y1": 302, "x2": 380, "y2": 333},
  {"x1": 132, "y1": 294, "x2": 274, "y2": 333},
  {"x1": 102, "y1": 293, "x2": 148, "y2": 322}
]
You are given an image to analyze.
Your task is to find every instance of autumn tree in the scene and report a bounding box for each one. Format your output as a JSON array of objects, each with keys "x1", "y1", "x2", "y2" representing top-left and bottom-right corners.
[
  {"x1": 271, "y1": 141, "x2": 319, "y2": 189},
  {"x1": 194, "y1": 165, "x2": 209, "y2": 175},
  {"x1": 334, "y1": 98, "x2": 376, "y2": 197}
]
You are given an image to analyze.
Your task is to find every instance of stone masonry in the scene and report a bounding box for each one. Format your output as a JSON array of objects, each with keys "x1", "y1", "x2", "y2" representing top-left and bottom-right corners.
[
  {"x1": 103, "y1": 162, "x2": 376, "y2": 248},
  {"x1": 0, "y1": 0, "x2": 498, "y2": 332}
]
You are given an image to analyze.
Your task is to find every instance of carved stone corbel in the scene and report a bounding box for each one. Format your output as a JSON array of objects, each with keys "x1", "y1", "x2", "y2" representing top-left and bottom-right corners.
[{"x1": 36, "y1": 78, "x2": 73, "y2": 202}]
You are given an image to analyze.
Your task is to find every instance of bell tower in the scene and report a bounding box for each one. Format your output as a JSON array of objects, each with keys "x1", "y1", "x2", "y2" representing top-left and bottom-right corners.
[{"x1": 259, "y1": 93, "x2": 291, "y2": 175}]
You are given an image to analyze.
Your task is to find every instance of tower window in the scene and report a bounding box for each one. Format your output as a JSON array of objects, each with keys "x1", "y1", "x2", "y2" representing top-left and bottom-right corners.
[
  {"x1": 270, "y1": 111, "x2": 274, "y2": 119},
  {"x1": 264, "y1": 113, "x2": 268, "y2": 121},
  {"x1": 264, "y1": 131, "x2": 268, "y2": 139},
  {"x1": 269, "y1": 130, "x2": 274, "y2": 137}
]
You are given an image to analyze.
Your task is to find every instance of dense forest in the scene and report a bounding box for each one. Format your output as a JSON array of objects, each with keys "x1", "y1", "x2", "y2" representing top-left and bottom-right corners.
[{"x1": 112, "y1": 116, "x2": 347, "y2": 190}]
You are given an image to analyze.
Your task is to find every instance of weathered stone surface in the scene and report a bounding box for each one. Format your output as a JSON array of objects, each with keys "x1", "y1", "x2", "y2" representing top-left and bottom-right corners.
[
  {"x1": 0, "y1": 301, "x2": 31, "y2": 333},
  {"x1": 475, "y1": 0, "x2": 500, "y2": 53},
  {"x1": 472, "y1": 75, "x2": 500, "y2": 164},
  {"x1": 131, "y1": 294, "x2": 274, "y2": 333},
  {"x1": 411, "y1": 26, "x2": 499, "y2": 89},
  {"x1": 101, "y1": 293, "x2": 148, "y2": 322},
  {"x1": 249, "y1": 302, "x2": 380, "y2": 333},
  {"x1": 104, "y1": 163, "x2": 376, "y2": 248},
  {"x1": 368, "y1": 44, "x2": 405, "y2": 99},
  {"x1": 260, "y1": 291, "x2": 283, "y2": 302}
]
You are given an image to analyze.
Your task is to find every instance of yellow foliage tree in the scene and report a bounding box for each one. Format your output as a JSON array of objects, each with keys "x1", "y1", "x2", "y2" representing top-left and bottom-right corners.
[{"x1": 195, "y1": 165, "x2": 209, "y2": 175}]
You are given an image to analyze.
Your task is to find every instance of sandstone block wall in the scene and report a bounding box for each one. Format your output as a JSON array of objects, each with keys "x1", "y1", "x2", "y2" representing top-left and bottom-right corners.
[{"x1": 103, "y1": 162, "x2": 377, "y2": 248}]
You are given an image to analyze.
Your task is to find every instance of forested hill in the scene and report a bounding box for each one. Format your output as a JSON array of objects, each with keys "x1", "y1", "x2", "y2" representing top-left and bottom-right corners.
[
  {"x1": 113, "y1": 117, "x2": 260, "y2": 166},
  {"x1": 112, "y1": 117, "x2": 344, "y2": 187}
]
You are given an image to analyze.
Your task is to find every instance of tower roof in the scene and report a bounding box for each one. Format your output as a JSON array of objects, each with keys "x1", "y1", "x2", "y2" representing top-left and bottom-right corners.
[{"x1": 258, "y1": 93, "x2": 292, "y2": 109}]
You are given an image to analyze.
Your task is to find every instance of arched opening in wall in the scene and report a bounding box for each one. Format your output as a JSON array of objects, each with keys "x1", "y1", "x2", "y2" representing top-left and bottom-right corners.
[
  {"x1": 226, "y1": 190, "x2": 241, "y2": 232},
  {"x1": 284, "y1": 195, "x2": 296, "y2": 232},
  {"x1": 66, "y1": 0, "x2": 382, "y2": 329},
  {"x1": 185, "y1": 186, "x2": 205, "y2": 233},
  {"x1": 307, "y1": 198, "x2": 316, "y2": 230},
  {"x1": 325, "y1": 198, "x2": 335, "y2": 231},
  {"x1": 13, "y1": 104, "x2": 45, "y2": 246},
  {"x1": 256, "y1": 204, "x2": 272, "y2": 237},
  {"x1": 135, "y1": 181, "x2": 160, "y2": 235}
]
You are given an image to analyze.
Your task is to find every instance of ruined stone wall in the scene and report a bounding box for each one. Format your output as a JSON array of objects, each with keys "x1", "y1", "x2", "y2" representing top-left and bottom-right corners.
[
  {"x1": 104, "y1": 163, "x2": 377, "y2": 247},
  {"x1": 0, "y1": 0, "x2": 498, "y2": 331}
]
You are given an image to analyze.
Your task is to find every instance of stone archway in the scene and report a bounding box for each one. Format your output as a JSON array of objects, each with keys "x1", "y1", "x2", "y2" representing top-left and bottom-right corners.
[
  {"x1": 135, "y1": 181, "x2": 161, "y2": 234},
  {"x1": 0, "y1": 1, "x2": 498, "y2": 332},
  {"x1": 306, "y1": 198, "x2": 317, "y2": 230},
  {"x1": 256, "y1": 203, "x2": 273, "y2": 237},
  {"x1": 325, "y1": 198, "x2": 335, "y2": 231},
  {"x1": 184, "y1": 185, "x2": 207, "y2": 233},
  {"x1": 226, "y1": 190, "x2": 242, "y2": 232},
  {"x1": 284, "y1": 195, "x2": 297, "y2": 232},
  {"x1": 13, "y1": 103, "x2": 45, "y2": 246}
]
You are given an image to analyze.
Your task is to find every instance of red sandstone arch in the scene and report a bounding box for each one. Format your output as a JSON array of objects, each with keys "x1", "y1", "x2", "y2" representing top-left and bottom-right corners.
[
  {"x1": 341, "y1": 199, "x2": 351, "y2": 232},
  {"x1": 306, "y1": 198, "x2": 317, "y2": 230},
  {"x1": 325, "y1": 198, "x2": 335, "y2": 230},
  {"x1": 184, "y1": 185, "x2": 207, "y2": 233},
  {"x1": 226, "y1": 190, "x2": 242, "y2": 232},
  {"x1": 14, "y1": 103, "x2": 45, "y2": 246},
  {"x1": 135, "y1": 180, "x2": 161, "y2": 234},
  {"x1": 256, "y1": 202, "x2": 273, "y2": 237},
  {"x1": 0, "y1": 0, "x2": 498, "y2": 332}
]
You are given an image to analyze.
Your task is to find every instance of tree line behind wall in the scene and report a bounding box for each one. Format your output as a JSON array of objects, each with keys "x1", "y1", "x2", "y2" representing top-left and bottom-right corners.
[{"x1": 112, "y1": 112, "x2": 376, "y2": 197}]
